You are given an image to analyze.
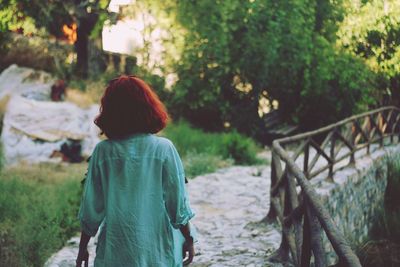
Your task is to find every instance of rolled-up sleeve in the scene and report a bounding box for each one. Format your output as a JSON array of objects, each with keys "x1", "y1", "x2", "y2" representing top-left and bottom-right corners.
[
  {"x1": 78, "y1": 147, "x2": 105, "y2": 236},
  {"x1": 162, "y1": 141, "x2": 195, "y2": 229}
]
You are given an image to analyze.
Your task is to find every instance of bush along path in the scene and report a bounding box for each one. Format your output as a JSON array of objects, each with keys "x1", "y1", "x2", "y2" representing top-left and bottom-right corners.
[{"x1": 45, "y1": 160, "x2": 284, "y2": 267}]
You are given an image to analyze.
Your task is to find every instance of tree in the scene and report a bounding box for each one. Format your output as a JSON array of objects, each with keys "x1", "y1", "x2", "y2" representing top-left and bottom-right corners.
[
  {"x1": 337, "y1": 0, "x2": 400, "y2": 106},
  {"x1": 168, "y1": 0, "x2": 376, "y2": 135},
  {"x1": 0, "y1": 0, "x2": 111, "y2": 78},
  {"x1": 296, "y1": 36, "x2": 375, "y2": 130},
  {"x1": 170, "y1": 0, "x2": 311, "y2": 133},
  {"x1": 0, "y1": 0, "x2": 36, "y2": 34}
]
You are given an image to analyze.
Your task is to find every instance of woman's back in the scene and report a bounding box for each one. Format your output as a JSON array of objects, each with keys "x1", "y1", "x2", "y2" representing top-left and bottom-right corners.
[{"x1": 79, "y1": 134, "x2": 194, "y2": 267}]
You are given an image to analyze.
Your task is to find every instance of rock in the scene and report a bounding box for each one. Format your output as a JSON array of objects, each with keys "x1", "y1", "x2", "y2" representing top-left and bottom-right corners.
[
  {"x1": 0, "y1": 64, "x2": 54, "y2": 102},
  {"x1": 0, "y1": 65, "x2": 100, "y2": 165}
]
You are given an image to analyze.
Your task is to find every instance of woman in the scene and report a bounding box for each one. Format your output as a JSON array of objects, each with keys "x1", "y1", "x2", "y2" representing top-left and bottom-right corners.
[{"x1": 76, "y1": 75, "x2": 196, "y2": 267}]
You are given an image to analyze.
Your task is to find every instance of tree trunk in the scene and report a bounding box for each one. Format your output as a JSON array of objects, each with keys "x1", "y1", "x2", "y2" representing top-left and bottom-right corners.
[
  {"x1": 391, "y1": 77, "x2": 400, "y2": 107},
  {"x1": 74, "y1": 6, "x2": 99, "y2": 79},
  {"x1": 75, "y1": 25, "x2": 89, "y2": 78}
]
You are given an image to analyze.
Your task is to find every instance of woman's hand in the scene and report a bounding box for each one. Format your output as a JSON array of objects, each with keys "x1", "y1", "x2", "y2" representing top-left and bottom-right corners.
[
  {"x1": 76, "y1": 247, "x2": 89, "y2": 267},
  {"x1": 76, "y1": 231, "x2": 91, "y2": 267},
  {"x1": 182, "y1": 236, "x2": 194, "y2": 266}
]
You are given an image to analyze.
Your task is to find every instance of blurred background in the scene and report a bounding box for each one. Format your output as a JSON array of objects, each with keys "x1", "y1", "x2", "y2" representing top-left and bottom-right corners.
[
  {"x1": 1, "y1": 0, "x2": 399, "y2": 142},
  {"x1": 0, "y1": 0, "x2": 399, "y2": 266}
]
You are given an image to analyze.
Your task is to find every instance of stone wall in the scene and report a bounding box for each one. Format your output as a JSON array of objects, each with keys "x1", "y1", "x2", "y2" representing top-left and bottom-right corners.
[{"x1": 311, "y1": 144, "x2": 400, "y2": 264}]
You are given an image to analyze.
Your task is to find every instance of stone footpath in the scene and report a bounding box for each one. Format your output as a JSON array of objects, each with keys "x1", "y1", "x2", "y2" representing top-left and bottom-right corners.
[
  {"x1": 187, "y1": 166, "x2": 282, "y2": 267},
  {"x1": 45, "y1": 163, "x2": 284, "y2": 267}
]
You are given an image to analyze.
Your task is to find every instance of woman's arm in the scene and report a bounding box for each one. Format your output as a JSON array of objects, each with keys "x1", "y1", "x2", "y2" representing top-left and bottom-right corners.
[
  {"x1": 76, "y1": 148, "x2": 104, "y2": 266},
  {"x1": 76, "y1": 231, "x2": 91, "y2": 267},
  {"x1": 180, "y1": 222, "x2": 192, "y2": 242},
  {"x1": 180, "y1": 223, "x2": 194, "y2": 265},
  {"x1": 163, "y1": 141, "x2": 196, "y2": 265}
]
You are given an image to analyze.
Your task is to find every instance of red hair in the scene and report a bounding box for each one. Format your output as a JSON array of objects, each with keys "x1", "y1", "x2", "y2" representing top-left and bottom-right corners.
[{"x1": 95, "y1": 75, "x2": 169, "y2": 139}]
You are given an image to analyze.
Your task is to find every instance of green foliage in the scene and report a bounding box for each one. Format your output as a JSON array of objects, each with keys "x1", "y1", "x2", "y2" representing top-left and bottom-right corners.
[
  {"x1": 10, "y1": 1, "x2": 109, "y2": 37},
  {"x1": 296, "y1": 36, "x2": 375, "y2": 129},
  {"x1": 162, "y1": 121, "x2": 262, "y2": 176},
  {"x1": 0, "y1": 0, "x2": 37, "y2": 34},
  {"x1": 337, "y1": 0, "x2": 400, "y2": 105},
  {"x1": 0, "y1": 142, "x2": 4, "y2": 172},
  {"x1": 0, "y1": 164, "x2": 84, "y2": 267},
  {"x1": 0, "y1": 33, "x2": 73, "y2": 75},
  {"x1": 220, "y1": 131, "x2": 261, "y2": 165},
  {"x1": 182, "y1": 152, "x2": 232, "y2": 178},
  {"x1": 90, "y1": 0, "x2": 115, "y2": 39},
  {"x1": 162, "y1": 121, "x2": 225, "y2": 157},
  {"x1": 170, "y1": 0, "x2": 273, "y2": 132},
  {"x1": 68, "y1": 79, "x2": 88, "y2": 92},
  {"x1": 163, "y1": 0, "x2": 376, "y2": 135}
]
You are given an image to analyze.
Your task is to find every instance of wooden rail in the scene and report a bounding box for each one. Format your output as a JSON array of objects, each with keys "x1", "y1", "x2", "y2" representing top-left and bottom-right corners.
[{"x1": 266, "y1": 106, "x2": 400, "y2": 267}]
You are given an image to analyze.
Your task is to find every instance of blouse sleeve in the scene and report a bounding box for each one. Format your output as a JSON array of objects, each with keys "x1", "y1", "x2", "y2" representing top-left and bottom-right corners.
[
  {"x1": 162, "y1": 141, "x2": 195, "y2": 229},
  {"x1": 78, "y1": 146, "x2": 105, "y2": 236}
]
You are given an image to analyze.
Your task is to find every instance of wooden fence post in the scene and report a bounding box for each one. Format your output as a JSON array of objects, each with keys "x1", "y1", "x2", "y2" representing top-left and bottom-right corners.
[
  {"x1": 328, "y1": 130, "x2": 336, "y2": 182},
  {"x1": 350, "y1": 123, "x2": 356, "y2": 165},
  {"x1": 265, "y1": 150, "x2": 278, "y2": 222},
  {"x1": 303, "y1": 140, "x2": 309, "y2": 179},
  {"x1": 307, "y1": 206, "x2": 327, "y2": 267}
]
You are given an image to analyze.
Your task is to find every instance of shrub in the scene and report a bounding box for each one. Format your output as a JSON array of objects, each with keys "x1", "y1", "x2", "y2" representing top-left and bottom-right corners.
[
  {"x1": 220, "y1": 131, "x2": 261, "y2": 165},
  {"x1": 162, "y1": 121, "x2": 263, "y2": 170},
  {"x1": 162, "y1": 120, "x2": 223, "y2": 157},
  {"x1": 0, "y1": 33, "x2": 73, "y2": 77}
]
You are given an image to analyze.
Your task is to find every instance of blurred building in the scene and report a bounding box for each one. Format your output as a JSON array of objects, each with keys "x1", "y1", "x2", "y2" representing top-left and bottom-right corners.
[{"x1": 102, "y1": 0, "x2": 165, "y2": 72}]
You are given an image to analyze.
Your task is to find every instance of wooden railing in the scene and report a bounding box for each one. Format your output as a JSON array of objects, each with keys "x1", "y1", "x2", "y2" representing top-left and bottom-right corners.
[{"x1": 266, "y1": 106, "x2": 400, "y2": 267}]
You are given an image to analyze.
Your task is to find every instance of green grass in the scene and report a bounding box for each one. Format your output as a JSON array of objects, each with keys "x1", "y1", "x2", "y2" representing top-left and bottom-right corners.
[
  {"x1": 0, "y1": 163, "x2": 85, "y2": 267},
  {"x1": 161, "y1": 121, "x2": 264, "y2": 177},
  {"x1": 180, "y1": 152, "x2": 233, "y2": 177}
]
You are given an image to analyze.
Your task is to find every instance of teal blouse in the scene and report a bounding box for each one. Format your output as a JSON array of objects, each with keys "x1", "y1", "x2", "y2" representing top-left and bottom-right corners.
[{"x1": 78, "y1": 134, "x2": 195, "y2": 267}]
